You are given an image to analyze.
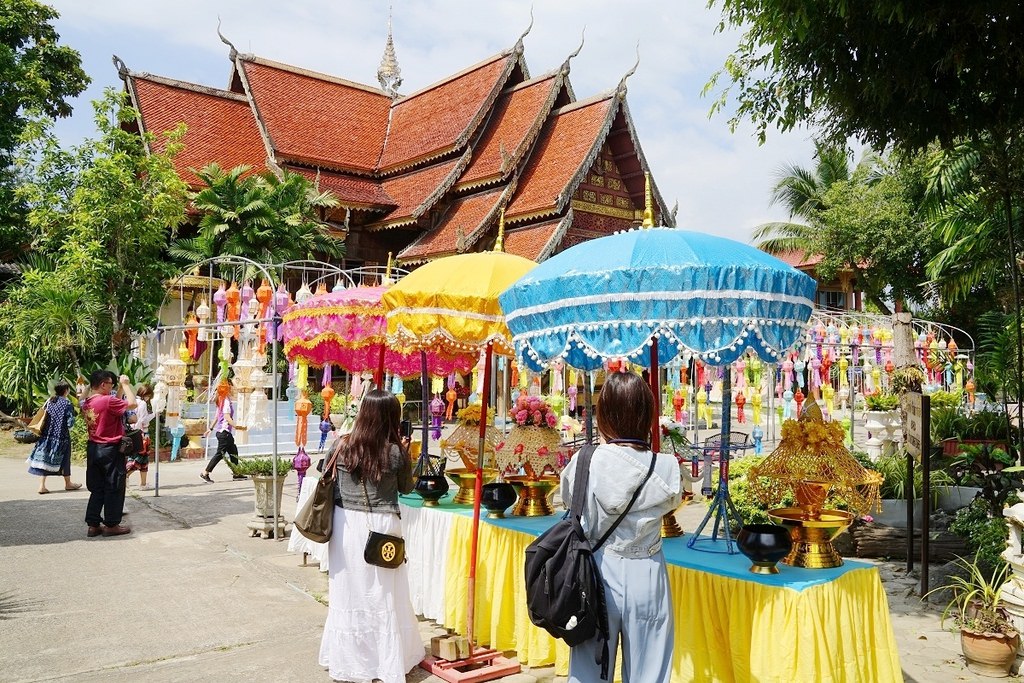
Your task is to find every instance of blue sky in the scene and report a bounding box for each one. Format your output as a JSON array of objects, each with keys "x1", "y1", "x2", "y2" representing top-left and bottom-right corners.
[{"x1": 45, "y1": 0, "x2": 820, "y2": 242}]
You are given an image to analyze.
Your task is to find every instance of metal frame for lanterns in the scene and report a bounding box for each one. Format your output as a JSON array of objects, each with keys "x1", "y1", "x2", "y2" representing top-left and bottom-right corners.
[{"x1": 152, "y1": 256, "x2": 286, "y2": 537}]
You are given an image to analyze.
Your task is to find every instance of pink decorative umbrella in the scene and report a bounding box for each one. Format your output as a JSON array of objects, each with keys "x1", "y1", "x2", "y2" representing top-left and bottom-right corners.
[{"x1": 281, "y1": 286, "x2": 472, "y2": 378}]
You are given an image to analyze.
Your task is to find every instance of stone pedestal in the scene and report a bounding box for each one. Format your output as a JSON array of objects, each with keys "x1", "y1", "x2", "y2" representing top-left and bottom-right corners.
[
  {"x1": 864, "y1": 411, "x2": 888, "y2": 459},
  {"x1": 999, "y1": 502, "x2": 1024, "y2": 664},
  {"x1": 246, "y1": 475, "x2": 290, "y2": 539}
]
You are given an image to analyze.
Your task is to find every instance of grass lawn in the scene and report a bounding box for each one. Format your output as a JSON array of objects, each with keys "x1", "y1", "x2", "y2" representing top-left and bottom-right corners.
[{"x1": 0, "y1": 429, "x2": 30, "y2": 459}]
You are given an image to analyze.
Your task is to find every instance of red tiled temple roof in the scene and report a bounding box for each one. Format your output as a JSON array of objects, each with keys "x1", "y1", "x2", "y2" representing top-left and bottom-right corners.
[
  {"x1": 129, "y1": 75, "x2": 267, "y2": 187},
  {"x1": 239, "y1": 57, "x2": 392, "y2": 173},
  {"x1": 503, "y1": 215, "x2": 570, "y2": 262},
  {"x1": 458, "y1": 72, "x2": 560, "y2": 191},
  {"x1": 505, "y1": 95, "x2": 614, "y2": 222},
  {"x1": 398, "y1": 187, "x2": 506, "y2": 262},
  {"x1": 377, "y1": 52, "x2": 517, "y2": 173},
  {"x1": 373, "y1": 155, "x2": 467, "y2": 228},
  {"x1": 285, "y1": 165, "x2": 395, "y2": 209},
  {"x1": 772, "y1": 249, "x2": 824, "y2": 269}
]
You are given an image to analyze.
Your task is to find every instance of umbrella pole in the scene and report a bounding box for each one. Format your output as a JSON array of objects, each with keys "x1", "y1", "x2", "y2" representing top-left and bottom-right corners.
[
  {"x1": 419, "y1": 351, "x2": 429, "y2": 471},
  {"x1": 468, "y1": 341, "x2": 493, "y2": 651},
  {"x1": 584, "y1": 373, "x2": 594, "y2": 444},
  {"x1": 687, "y1": 369, "x2": 739, "y2": 553},
  {"x1": 650, "y1": 338, "x2": 660, "y2": 451}
]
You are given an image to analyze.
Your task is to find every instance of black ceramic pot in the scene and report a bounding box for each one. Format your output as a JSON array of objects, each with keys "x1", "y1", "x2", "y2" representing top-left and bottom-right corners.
[
  {"x1": 481, "y1": 482, "x2": 518, "y2": 518},
  {"x1": 736, "y1": 523, "x2": 793, "y2": 575},
  {"x1": 414, "y1": 475, "x2": 449, "y2": 507}
]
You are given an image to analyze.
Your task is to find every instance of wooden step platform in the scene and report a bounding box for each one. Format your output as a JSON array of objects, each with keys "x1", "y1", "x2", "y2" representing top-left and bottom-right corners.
[{"x1": 420, "y1": 647, "x2": 520, "y2": 683}]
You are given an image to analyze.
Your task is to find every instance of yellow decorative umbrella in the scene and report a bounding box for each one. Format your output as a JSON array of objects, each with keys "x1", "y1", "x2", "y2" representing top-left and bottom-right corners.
[
  {"x1": 383, "y1": 250, "x2": 532, "y2": 359},
  {"x1": 382, "y1": 212, "x2": 536, "y2": 655}
]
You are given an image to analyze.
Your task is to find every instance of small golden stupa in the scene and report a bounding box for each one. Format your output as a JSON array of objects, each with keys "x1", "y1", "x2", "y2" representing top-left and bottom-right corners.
[{"x1": 749, "y1": 402, "x2": 882, "y2": 568}]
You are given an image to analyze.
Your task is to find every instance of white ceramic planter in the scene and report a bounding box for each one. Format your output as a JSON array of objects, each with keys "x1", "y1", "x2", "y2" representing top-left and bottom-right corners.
[
  {"x1": 936, "y1": 486, "x2": 982, "y2": 512},
  {"x1": 875, "y1": 498, "x2": 925, "y2": 527}
]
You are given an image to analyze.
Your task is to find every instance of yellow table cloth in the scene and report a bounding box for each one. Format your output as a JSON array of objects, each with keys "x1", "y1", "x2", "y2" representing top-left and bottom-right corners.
[{"x1": 400, "y1": 499, "x2": 902, "y2": 683}]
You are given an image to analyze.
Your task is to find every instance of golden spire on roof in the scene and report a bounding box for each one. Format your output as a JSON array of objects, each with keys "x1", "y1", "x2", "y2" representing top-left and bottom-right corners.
[
  {"x1": 494, "y1": 208, "x2": 506, "y2": 252},
  {"x1": 384, "y1": 252, "x2": 393, "y2": 284},
  {"x1": 641, "y1": 172, "x2": 654, "y2": 228},
  {"x1": 377, "y1": 7, "x2": 402, "y2": 98}
]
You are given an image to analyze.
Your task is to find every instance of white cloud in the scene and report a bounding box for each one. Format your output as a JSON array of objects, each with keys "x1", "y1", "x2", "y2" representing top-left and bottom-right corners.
[{"x1": 47, "y1": 0, "x2": 820, "y2": 243}]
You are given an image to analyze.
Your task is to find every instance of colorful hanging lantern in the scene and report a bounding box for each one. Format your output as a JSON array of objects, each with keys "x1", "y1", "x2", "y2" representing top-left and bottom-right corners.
[
  {"x1": 293, "y1": 447, "x2": 311, "y2": 498},
  {"x1": 430, "y1": 395, "x2": 445, "y2": 440},
  {"x1": 320, "y1": 383, "x2": 336, "y2": 420},
  {"x1": 213, "y1": 283, "x2": 227, "y2": 323},
  {"x1": 196, "y1": 297, "x2": 211, "y2": 342},
  {"x1": 295, "y1": 390, "x2": 312, "y2": 447}
]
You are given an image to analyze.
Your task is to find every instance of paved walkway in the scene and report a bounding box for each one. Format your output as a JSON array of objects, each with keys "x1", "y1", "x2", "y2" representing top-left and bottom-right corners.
[{"x1": 0, "y1": 449, "x2": 1004, "y2": 682}]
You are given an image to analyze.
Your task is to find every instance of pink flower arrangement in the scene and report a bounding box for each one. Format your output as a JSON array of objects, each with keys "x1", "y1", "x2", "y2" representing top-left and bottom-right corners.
[{"x1": 512, "y1": 394, "x2": 559, "y2": 429}]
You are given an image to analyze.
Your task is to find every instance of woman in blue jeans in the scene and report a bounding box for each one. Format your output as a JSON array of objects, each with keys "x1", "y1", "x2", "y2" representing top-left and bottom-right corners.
[{"x1": 560, "y1": 371, "x2": 682, "y2": 682}]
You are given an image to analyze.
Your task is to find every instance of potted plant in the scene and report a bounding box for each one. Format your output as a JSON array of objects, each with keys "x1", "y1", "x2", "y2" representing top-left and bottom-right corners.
[
  {"x1": 230, "y1": 457, "x2": 293, "y2": 538},
  {"x1": 928, "y1": 556, "x2": 1019, "y2": 677},
  {"x1": 949, "y1": 444, "x2": 1024, "y2": 519},
  {"x1": 873, "y1": 451, "x2": 954, "y2": 526},
  {"x1": 864, "y1": 392, "x2": 901, "y2": 458}
]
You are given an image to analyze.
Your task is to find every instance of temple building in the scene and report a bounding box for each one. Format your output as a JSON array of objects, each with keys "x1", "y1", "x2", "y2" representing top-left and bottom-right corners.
[{"x1": 116, "y1": 21, "x2": 672, "y2": 267}]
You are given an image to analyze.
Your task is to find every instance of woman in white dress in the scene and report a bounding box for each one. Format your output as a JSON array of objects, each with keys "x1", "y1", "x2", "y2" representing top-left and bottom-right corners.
[{"x1": 319, "y1": 389, "x2": 421, "y2": 683}]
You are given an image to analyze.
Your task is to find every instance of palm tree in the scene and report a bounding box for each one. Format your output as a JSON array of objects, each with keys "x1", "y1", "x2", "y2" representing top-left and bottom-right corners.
[
  {"x1": 753, "y1": 142, "x2": 880, "y2": 256},
  {"x1": 170, "y1": 164, "x2": 344, "y2": 272},
  {"x1": 924, "y1": 136, "x2": 1024, "y2": 461}
]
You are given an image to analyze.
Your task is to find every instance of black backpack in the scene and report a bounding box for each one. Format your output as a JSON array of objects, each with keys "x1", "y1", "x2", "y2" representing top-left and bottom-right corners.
[{"x1": 524, "y1": 444, "x2": 656, "y2": 680}]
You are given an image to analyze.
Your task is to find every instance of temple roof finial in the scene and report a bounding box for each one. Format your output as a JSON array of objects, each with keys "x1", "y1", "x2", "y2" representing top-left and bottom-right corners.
[
  {"x1": 384, "y1": 252, "x2": 394, "y2": 284},
  {"x1": 216, "y1": 17, "x2": 238, "y2": 60},
  {"x1": 516, "y1": 6, "x2": 534, "y2": 47},
  {"x1": 641, "y1": 172, "x2": 654, "y2": 229},
  {"x1": 494, "y1": 208, "x2": 506, "y2": 252},
  {"x1": 568, "y1": 26, "x2": 586, "y2": 62},
  {"x1": 378, "y1": 7, "x2": 402, "y2": 98},
  {"x1": 618, "y1": 42, "x2": 640, "y2": 97},
  {"x1": 112, "y1": 54, "x2": 129, "y2": 79}
]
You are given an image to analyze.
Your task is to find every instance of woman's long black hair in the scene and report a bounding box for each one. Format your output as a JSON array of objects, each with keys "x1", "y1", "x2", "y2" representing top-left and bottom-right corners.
[{"x1": 339, "y1": 389, "x2": 404, "y2": 483}]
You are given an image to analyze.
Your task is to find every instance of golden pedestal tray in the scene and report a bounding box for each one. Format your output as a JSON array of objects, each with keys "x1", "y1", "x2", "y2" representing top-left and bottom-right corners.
[
  {"x1": 446, "y1": 468, "x2": 497, "y2": 505},
  {"x1": 767, "y1": 477, "x2": 851, "y2": 569},
  {"x1": 661, "y1": 507, "x2": 685, "y2": 538},
  {"x1": 506, "y1": 475, "x2": 559, "y2": 516},
  {"x1": 768, "y1": 507, "x2": 853, "y2": 569}
]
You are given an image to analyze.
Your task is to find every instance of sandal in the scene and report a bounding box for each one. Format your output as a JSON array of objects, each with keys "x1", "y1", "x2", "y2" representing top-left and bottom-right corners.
[
  {"x1": 65, "y1": 483, "x2": 82, "y2": 491},
  {"x1": 38, "y1": 489, "x2": 49, "y2": 495}
]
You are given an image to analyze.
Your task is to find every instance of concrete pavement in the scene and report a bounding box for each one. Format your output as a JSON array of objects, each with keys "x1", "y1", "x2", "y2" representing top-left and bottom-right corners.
[{"x1": 0, "y1": 445, "x2": 1005, "y2": 682}]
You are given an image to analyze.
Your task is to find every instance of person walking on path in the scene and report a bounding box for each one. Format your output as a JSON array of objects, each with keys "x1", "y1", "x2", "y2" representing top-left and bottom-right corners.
[
  {"x1": 560, "y1": 371, "x2": 682, "y2": 683},
  {"x1": 80, "y1": 370, "x2": 136, "y2": 537},
  {"x1": 319, "y1": 389, "x2": 420, "y2": 683},
  {"x1": 125, "y1": 384, "x2": 154, "y2": 489},
  {"x1": 26, "y1": 381, "x2": 82, "y2": 494},
  {"x1": 200, "y1": 380, "x2": 246, "y2": 483}
]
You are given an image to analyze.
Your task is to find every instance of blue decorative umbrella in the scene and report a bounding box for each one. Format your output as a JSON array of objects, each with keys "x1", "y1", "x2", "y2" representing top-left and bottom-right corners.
[
  {"x1": 499, "y1": 188, "x2": 816, "y2": 552},
  {"x1": 499, "y1": 228, "x2": 816, "y2": 372}
]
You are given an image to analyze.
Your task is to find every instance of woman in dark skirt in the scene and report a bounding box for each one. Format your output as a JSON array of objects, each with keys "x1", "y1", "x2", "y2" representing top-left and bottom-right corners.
[{"x1": 26, "y1": 382, "x2": 82, "y2": 494}]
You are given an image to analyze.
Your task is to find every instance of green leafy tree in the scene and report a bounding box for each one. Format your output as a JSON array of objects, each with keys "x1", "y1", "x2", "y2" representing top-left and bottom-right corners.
[
  {"x1": 711, "y1": 0, "x2": 1024, "y2": 459},
  {"x1": 169, "y1": 163, "x2": 344, "y2": 271},
  {"x1": 0, "y1": 88, "x2": 188, "y2": 411},
  {"x1": 753, "y1": 142, "x2": 879, "y2": 255},
  {"x1": 0, "y1": 0, "x2": 89, "y2": 258},
  {"x1": 706, "y1": 2, "x2": 1024, "y2": 152},
  {"x1": 811, "y1": 157, "x2": 941, "y2": 314}
]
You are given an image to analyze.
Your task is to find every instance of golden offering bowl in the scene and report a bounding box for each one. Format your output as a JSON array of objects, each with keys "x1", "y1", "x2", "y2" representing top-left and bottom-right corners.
[
  {"x1": 445, "y1": 468, "x2": 498, "y2": 506},
  {"x1": 768, "y1": 507, "x2": 854, "y2": 569},
  {"x1": 793, "y1": 480, "x2": 833, "y2": 520},
  {"x1": 506, "y1": 475, "x2": 560, "y2": 517},
  {"x1": 661, "y1": 506, "x2": 685, "y2": 538}
]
